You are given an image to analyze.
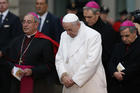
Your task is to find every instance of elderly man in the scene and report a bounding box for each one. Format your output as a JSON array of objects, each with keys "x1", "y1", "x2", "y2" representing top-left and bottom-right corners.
[
  {"x1": 2, "y1": 12, "x2": 58, "y2": 93},
  {"x1": 108, "y1": 20, "x2": 140, "y2": 93},
  {"x1": 35, "y1": 0, "x2": 64, "y2": 43},
  {"x1": 55, "y1": 13, "x2": 107, "y2": 93},
  {"x1": 0, "y1": 0, "x2": 23, "y2": 92},
  {"x1": 83, "y1": 1, "x2": 120, "y2": 90}
]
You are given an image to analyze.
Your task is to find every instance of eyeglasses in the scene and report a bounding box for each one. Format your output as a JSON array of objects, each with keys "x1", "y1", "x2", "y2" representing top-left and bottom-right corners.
[{"x1": 22, "y1": 20, "x2": 35, "y2": 24}]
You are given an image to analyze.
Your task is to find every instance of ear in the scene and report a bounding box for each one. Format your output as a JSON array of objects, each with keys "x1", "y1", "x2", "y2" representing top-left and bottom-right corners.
[
  {"x1": 35, "y1": 22, "x2": 39, "y2": 29},
  {"x1": 134, "y1": 30, "x2": 137, "y2": 34},
  {"x1": 96, "y1": 11, "x2": 100, "y2": 16}
]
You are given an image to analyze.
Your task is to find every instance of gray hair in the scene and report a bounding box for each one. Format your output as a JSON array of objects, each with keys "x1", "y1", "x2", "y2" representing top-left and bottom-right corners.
[
  {"x1": 83, "y1": 6, "x2": 100, "y2": 14},
  {"x1": 120, "y1": 26, "x2": 137, "y2": 33},
  {"x1": 26, "y1": 13, "x2": 40, "y2": 23}
]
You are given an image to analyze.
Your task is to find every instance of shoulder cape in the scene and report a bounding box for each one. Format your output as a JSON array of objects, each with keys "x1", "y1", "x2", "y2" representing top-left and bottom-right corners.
[{"x1": 34, "y1": 31, "x2": 59, "y2": 56}]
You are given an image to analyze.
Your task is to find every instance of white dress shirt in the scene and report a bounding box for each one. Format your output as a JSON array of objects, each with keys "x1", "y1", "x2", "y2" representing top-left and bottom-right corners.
[
  {"x1": 38, "y1": 11, "x2": 48, "y2": 32},
  {"x1": 0, "y1": 9, "x2": 9, "y2": 23}
]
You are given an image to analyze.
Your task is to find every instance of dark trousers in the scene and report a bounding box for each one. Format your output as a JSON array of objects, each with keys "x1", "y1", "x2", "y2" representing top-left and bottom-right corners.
[
  {"x1": 34, "y1": 78, "x2": 63, "y2": 93},
  {"x1": 0, "y1": 58, "x2": 11, "y2": 93}
]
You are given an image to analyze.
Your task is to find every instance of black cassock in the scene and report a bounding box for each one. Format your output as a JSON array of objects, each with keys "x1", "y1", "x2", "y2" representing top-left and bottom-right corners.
[
  {"x1": 108, "y1": 37, "x2": 140, "y2": 93},
  {"x1": 4, "y1": 33, "x2": 60, "y2": 93}
]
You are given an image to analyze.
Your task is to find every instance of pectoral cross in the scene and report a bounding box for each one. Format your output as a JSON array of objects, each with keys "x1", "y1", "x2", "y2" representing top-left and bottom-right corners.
[{"x1": 19, "y1": 58, "x2": 23, "y2": 65}]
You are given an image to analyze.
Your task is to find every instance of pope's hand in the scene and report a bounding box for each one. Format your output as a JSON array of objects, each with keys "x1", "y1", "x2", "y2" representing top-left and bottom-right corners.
[{"x1": 61, "y1": 72, "x2": 75, "y2": 88}]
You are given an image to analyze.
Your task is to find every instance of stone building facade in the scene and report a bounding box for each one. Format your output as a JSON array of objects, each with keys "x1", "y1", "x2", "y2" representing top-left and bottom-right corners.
[{"x1": 9, "y1": 0, "x2": 140, "y2": 20}]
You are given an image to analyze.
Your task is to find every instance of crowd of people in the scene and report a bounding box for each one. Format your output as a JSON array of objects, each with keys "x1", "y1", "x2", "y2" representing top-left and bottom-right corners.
[{"x1": 0, "y1": 0, "x2": 140, "y2": 93}]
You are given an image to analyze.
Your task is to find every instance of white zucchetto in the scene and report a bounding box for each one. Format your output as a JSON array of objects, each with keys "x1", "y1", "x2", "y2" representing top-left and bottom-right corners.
[{"x1": 63, "y1": 13, "x2": 79, "y2": 23}]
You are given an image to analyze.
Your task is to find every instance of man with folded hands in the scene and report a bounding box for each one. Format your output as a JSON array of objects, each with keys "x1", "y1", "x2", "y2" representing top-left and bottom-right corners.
[
  {"x1": 3, "y1": 12, "x2": 59, "y2": 93},
  {"x1": 55, "y1": 13, "x2": 107, "y2": 93},
  {"x1": 108, "y1": 20, "x2": 140, "y2": 93}
]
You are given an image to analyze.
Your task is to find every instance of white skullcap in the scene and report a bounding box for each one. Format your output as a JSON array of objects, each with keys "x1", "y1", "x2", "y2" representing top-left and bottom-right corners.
[{"x1": 63, "y1": 13, "x2": 79, "y2": 23}]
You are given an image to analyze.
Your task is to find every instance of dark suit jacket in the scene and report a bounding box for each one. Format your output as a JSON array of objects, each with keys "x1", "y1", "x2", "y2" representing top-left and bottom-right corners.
[
  {"x1": 0, "y1": 11, "x2": 23, "y2": 93},
  {"x1": 40, "y1": 12, "x2": 64, "y2": 43},
  {"x1": 4, "y1": 34, "x2": 56, "y2": 93},
  {"x1": 108, "y1": 37, "x2": 140, "y2": 93},
  {"x1": 0, "y1": 11, "x2": 23, "y2": 51}
]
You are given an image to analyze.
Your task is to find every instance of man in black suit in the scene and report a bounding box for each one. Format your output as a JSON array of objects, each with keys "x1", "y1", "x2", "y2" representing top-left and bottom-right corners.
[
  {"x1": 3, "y1": 12, "x2": 58, "y2": 93},
  {"x1": 35, "y1": 0, "x2": 64, "y2": 43},
  {"x1": 108, "y1": 20, "x2": 140, "y2": 93},
  {"x1": 0, "y1": 0, "x2": 23, "y2": 92}
]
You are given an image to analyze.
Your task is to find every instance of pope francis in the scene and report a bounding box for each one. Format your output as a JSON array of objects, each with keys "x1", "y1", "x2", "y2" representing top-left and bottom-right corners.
[{"x1": 55, "y1": 13, "x2": 107, "y2": 93}]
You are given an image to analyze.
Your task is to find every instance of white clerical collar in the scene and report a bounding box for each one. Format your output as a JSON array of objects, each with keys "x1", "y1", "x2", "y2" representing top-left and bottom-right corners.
[
  {"x1": 0, "y1": 9, "x2": 9, "y2": 21},
  {"x1": 25, "y1": 32, "x2": 37, "y2": 38}
]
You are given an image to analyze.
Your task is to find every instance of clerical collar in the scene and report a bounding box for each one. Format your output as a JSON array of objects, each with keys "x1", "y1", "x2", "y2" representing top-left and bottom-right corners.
[{"x1": 25, "y1": 32, "x2": 37, "y2": 38}]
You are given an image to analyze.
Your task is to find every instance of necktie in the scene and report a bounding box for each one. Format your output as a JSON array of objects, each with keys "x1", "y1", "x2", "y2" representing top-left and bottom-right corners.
[
  {"x1": 0, "y1": 14, "x2": 3, "y2": 26},
  {"x1": 38, "y1": 17, "x2": 42, "y2": 32}
]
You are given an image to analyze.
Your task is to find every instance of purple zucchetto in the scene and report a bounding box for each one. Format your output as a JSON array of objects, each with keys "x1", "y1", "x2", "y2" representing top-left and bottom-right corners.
[
  {"x1": 28, "y1": 12, "x2": 39, "y2": 20},
  {"x1": 85, "y1": 1, "x2": 100, "y2": 9},
  {"x1": 120, "y1": 20, "x2": 135, "y2": 27}
]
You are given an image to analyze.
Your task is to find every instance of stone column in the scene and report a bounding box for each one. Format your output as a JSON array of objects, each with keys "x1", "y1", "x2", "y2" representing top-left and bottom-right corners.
[
  {"x1": 9, "y1": 0, "x2": 19, "y2": 16},
  {"x1": 48, "y1": 0, "x2": 54, "y2": 13},
  {"x1": 101, "y1": 0, "x2": 116, "y2": 20},
  {"x1": 135, "y1": 0, "x2": 140, "y2": 10},
  {"x1": 19, "y1": 0, "x2": 35, "y2": 19}
]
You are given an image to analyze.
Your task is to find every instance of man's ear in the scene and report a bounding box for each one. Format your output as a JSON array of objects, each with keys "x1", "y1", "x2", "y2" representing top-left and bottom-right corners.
[
  {"x1": 134, "y1": 30, "x2": 137, "y2": 34},
  {"x1": 35, "y1": 22, "x2": 39, "y2": 29},
  {"x1": 96, "y1": 11, "x2": 100, "y2": 16}
]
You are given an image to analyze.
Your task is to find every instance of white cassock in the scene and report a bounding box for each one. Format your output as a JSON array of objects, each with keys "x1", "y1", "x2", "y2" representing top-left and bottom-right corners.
[{"x1": 55, "y1": 22, "x2": 107, "y2": 93}]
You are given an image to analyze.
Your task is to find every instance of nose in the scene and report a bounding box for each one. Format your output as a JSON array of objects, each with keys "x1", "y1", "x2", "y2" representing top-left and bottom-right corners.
[
  {"x1": 36, "y1": 4, "x2": 40, "y2": 7},
  {"x1": 85, "y1": 18, "x2": 89, "y2": 22},
  {"x1": 36, "y1": 3, "x2": 41, "y2": 7},
  {"x1": 66, "y1": 31, "x2": 70, "y2": 35},
  {"x1": 122, "y1": 37, "x2": 126, "y2": 41},
  {"x1": 23, "y1": 22, "x2": 28, "y2": 27}
]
